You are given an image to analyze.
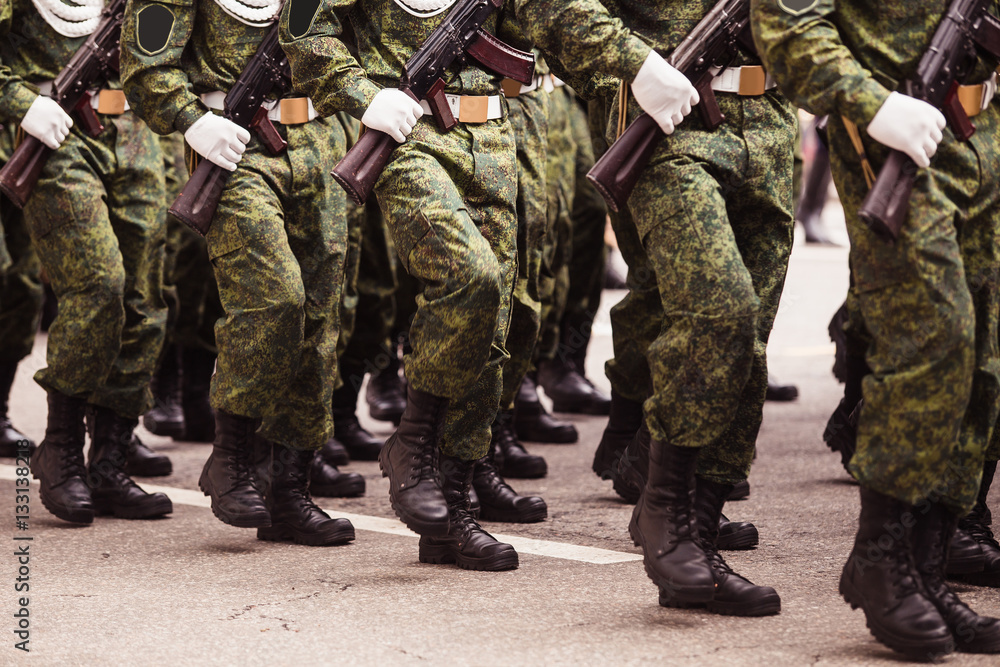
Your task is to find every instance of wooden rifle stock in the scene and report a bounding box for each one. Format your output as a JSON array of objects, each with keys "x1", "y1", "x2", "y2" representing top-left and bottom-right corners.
[
  {"x1": 331, "y1": 128, "x2": 397, "y2": 206},
  {"x1": 0, "y1": 136, "x2": 52, "y2": 209},
  {"x1": 857, "y1": 150, "x2": 917, "y2": 243},
  {"x1": 168, "y1": 160, "x2": 231, "y2": 236},
  {"x1": 585, "y1": 114, "x2": 663, "y2": 213}
]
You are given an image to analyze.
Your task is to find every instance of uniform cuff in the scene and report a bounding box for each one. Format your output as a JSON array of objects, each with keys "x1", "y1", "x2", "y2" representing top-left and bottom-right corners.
[
  {"x1": 619, "y1": 36, "x2": 652, "y2": 84},
  {"x1": 1, "y1": 83, "x2": 40, "y2": 126},
  {"x1": 174, "y1": 99, "x2": 210, "y2": 135},
  {"x1": 842, "y1": 77, "x2": 892, "y2": 128}
]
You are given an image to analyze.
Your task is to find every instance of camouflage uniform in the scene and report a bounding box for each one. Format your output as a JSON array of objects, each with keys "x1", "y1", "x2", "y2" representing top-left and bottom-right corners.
[
  {"x1": 754, "y1": 0, "x2": 1000, "y2": 513},
  {"x1": 1, "y1": 0, "x2": 167, "y2": 420},
  {"x1": 121, "y1": 0, "x2": 349, "y2": 452},
  {"x1": 501, "y1": 82, "x2": 548, "y2": 408},
  {"x1": 520, "y1": 0, "x2": 796, "y2": 484},
  {"x1": 279, "y1": 0, "x2": 525, "y2": 461}
]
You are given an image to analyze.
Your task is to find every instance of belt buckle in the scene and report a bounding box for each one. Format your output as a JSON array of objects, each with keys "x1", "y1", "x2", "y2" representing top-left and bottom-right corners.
[
  {"x1": 458, "y1": 96, "x2": 489, "y2": 123},
  {"x1": 279, "y1": 98, "x2": 311, "y2": 124},
  {"x1": 96, "y1": 90, "x2": 127, "y2": 115},
  {"x1": 738, "y1": 66, "x2": 767, "y2": 96}
]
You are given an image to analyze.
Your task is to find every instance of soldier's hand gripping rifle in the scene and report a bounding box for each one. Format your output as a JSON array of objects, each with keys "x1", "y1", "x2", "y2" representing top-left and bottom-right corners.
[
  {"x1": 586, "y1": 0, "x2": 752, "y2": 213},
  {"x1": 858, "y1": 0, "x2": 1000, "y2": 242},
  {"x1": 168, "y1": 23, "x2": 291, "y2": 236},
  {"x1": 0, "y1": 0, "x2": 127, "y2": 209},
  {"x1": 332, "y1": 0, "x2": 535, "y2": 205}
]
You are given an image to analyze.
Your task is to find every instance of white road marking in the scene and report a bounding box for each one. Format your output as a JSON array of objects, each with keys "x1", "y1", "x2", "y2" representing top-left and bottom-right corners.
[{"x1": 0, "y1": 464, "x2": 641, "y2": 565}]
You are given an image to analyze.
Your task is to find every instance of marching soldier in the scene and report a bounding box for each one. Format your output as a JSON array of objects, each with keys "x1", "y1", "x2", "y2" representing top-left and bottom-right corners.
[
  {"x1": 121, "y1": 0, "x2": 358, "y2": 545},
  {"x1": 754, "y1": 0, "x2": 1000, "y2": 657}
]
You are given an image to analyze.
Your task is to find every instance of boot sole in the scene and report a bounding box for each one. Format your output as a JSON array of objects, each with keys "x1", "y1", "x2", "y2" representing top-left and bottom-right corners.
[
  {"x1": 479, "y1": 504, "x2": 547, "y2": 524},
  {"x1": 840, "y1": 574, "x2": 955, "y2": 659},
  {"x1": 658, "y1": 592, "x2": 781, "y2": 617},
  {"x1": 39, "y1": 489, "x2": 94, "y2": 524},
  {"x1": 418, "y1": 544, "x2": 519, "y2": 571},
  {"x1": 717, "y1": 530, "x2": 759, "y2": 551},
  {"x1": 378, "y1": 459, "x2": 450, "y2": 537},
  {"x1": 93, "y1": 498, "x2": 173, "y2": 519},
  {"x1": 198, "y1": 474, "x2": 271, "y2": 528},
  {"x1": 629, "y1": 505, "x2": 714, "y2": 604},
  {"x1": 257, "y1": 523, "x2": 355, "y2": 546}
]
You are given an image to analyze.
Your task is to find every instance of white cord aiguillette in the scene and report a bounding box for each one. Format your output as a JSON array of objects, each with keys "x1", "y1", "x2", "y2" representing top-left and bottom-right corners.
[{"x1": 31, "y1": 0, "x2": 103, "y2": 38}]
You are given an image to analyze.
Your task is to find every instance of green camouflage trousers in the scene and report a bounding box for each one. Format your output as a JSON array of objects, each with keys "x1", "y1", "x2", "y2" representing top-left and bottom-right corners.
[
  {"x1": 614, "y1": 91, "x2": 796, "y2": 484},
  {"x1": 501, "y1": 87, "x2": 548, "y2": 408},
  {"x1": 24, "y1": 113, "x2": 167, "y2": 419},
  {"x1": 336, "y1": 112, "x2": 397, "y2": 390},
  {"x1": 375, "y1": 116, "x2": 518, "y2": 460},
  {"x1": 203, "y1": 117, "x2": 347, "y2": 451},
  {"x1": 829, "y1": 104, "x2": 1000, "y2": 514},
  {"x1": 0, "y1": 128, "x2": 44, "y2": 363}
]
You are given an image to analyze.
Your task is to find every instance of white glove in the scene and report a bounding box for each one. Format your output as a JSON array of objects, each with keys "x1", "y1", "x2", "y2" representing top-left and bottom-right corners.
[
  {"x1": 20, "y1": 96, "x2": 73, "y2": 150},
  {"x1": 631, "y1": 50, "x2": 700, "y2": 135},
  {"x1": 361, "y1": 89, "x2": 423, "y2": 143},
  {"x1": 184, "y1": 112, "x2": 251, "y2": 171},
  {"x1": 867, "y1": 91, "x2": 946, "y2": 168}
]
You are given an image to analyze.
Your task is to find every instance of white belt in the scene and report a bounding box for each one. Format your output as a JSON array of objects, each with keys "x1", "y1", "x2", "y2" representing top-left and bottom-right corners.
[
  {"x1": 36, "y1": 81, "x2": 130, "y2": 114},
  {"x1": 200, "y1": 91, "x2": 318, "y2": 124},
  {"x1": 419, "y1": 93, "x2": 503, "y2": 122},
  {"x1": 502, "y1": 73, "x2": 565, "y2": 97},
  {"x1": 709, "y1": 66, "x2": 776, "y2": 96}
]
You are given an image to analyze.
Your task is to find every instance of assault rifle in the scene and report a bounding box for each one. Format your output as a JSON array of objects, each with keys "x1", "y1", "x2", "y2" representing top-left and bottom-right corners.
[
  {"x1": 332, "y1": 0, "x2": 535, "y2": 205},
  {"x1": 0, "y1": 0, "x2": 127, "y2": 208},
  {"x1": 586, "y1": 0, "x2": 753, "y2": 213},
  {"x1": 169, "y1": 23, "x2": 291, "y2": 236},
  {"x1": 858, "y1": 0, "x2": 1000, "y2": 242}
]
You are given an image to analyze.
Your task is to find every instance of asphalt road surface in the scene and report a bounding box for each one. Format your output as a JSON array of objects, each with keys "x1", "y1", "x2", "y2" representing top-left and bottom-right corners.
[{"x1": 2, "y1": 215, "x2": 998, "y2": 665}]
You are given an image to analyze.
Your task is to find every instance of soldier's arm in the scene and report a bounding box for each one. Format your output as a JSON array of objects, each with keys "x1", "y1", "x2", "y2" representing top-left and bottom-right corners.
[
  {"x1": 513, "y1": 0, "x2": 650, "y2": 83},
  {"x1": 751, "y1": 0, "x2": 890, "y2": 126},
  {"x1": 120, "y1": 0, "x2": 208, "y2": 135},
  {"x1": 0, "y1": 0, "x2": 40, "y2": 126},
  {"x1": 279, "y1": 0, "x2": 380, "y2": 120}
]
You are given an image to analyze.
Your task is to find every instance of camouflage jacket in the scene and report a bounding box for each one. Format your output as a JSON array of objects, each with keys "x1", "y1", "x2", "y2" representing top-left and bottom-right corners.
[
  {"x1": 752, "y1": 0, "x2": 1000, "y2": 126},
  {"x1": 120, "y1": 0, "x2": 284, "y2": 135},
  {"x1": 278, "y1": 0, "x2": 530, "y2": 120},
  {"x1": 0, "y1": 0, "x2": 102, "y2": 125}
]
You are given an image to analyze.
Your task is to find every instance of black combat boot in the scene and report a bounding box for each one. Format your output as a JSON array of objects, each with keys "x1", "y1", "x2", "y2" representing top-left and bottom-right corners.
[
  {"x1": 0, "y1": 361, "x2": 34, "y2": 457},
  {"x1": 592, "y1": 390, "x2": 642, "y2": 481},
  {"x1": 628, "y1": 439, "x2": 714, "y2": 603},
  {"x1": 946, "y1": 526, "x2": 986, "y2": 575},
  {"x1": 366, "y1": 353, "x2": 406, "y2": 425},
  {"x1": 536, "y1": 357, "x2": 611, "y2": 415},
  {"x1": 911, "y1": 503, "x2": 1000, "y2": 653},
  {"x1": 472, "y1": 445, "x2": 547, "y2": 523},
  {"x1": 718, "y1": 513, "x2": 759, "y2": 550},
  {"x1": 378, "y1": 385, "x2": 450, "y2": 536},
  {"x1": 661, "y1": 478, "x2": 779, "y2": 615},
  {"x1": 492, "y1": 409, "x2": 547, "y2": 479},
  {"x1": 839, "y1": 487, "x2": 954, "y2": 659},
  {"x1": 32, "y1": 391, "x2": 94, "y2": 523},
  {"x1": 613, "y1": 422, "x2": 650, "y2": 503},
  {"x1": 332, "y1": 380, "x2": 382, "y2": 461},
  {"x1": 764, "y1": 373, "x2": 798, "y2": 401},
  {"x1": 142, "y1": 343, "x2": 185, "y2": 439},
  {"x1": 418, "y1": 455, "x2": 519, "y2": 570},
  {"x1": 955, "y1": 460, "x2": 1000, "y2": 587},
  {"x1": 319, "y1": 437, "x2": 350, "y2": 467},
  {"x1": 181, "y1": 347, "x2": 216, "y2": 442},
  {"x1": 513, "y1": 374, "x2": 578, "y2": 443},
  {"x1": 124, "y1": 434, "x2": 173, "y2": 477},
  {"x1": 198, "y1": 410, "x2": 270, "y2": 527},
  {"x1": 728, "y1": 479, "x2": 750, "y2": 501},
  {"x1": 86, "y1": 406, "x2": 172, "y2": 519},
  {"x1": 257, "y1": 445, "x2": 356, "y2": 546},
  {"x1": 309, "y1": 452, "x2": 366, "y2": 497}
]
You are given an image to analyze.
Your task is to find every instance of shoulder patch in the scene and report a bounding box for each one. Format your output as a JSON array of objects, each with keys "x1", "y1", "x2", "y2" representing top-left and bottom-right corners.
[
  {"x1": 777, "y1": 0, "x2": 819, "y2": 16},
  {"x1": 287, "y1": 0, "x2": 322, "y2": 39},
  {"x1": 136, "y1": 5, "x2": 175, "y2": 56}
]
